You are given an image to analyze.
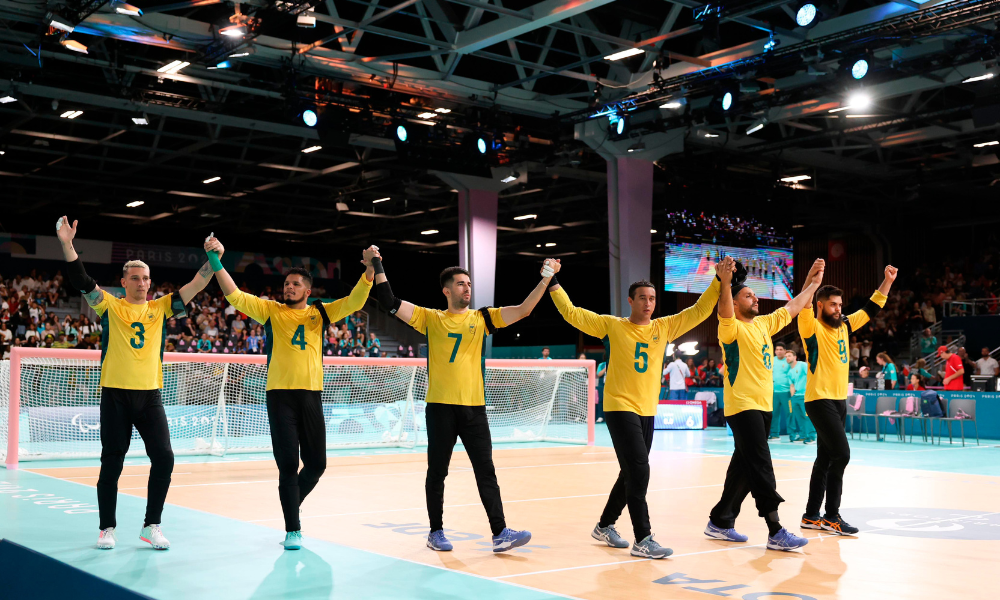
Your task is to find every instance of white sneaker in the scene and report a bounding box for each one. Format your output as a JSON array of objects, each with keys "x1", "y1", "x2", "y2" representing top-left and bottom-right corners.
[
  {"x1": 97, "y1": 527, "x2": 117, "y2": 549},
  {"x1": 140, "y1": 524, "x2": 170, "y2": 550}
]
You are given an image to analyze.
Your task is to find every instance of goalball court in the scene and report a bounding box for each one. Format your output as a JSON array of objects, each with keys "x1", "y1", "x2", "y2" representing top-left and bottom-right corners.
[{"x1": 2, "y1": 348, "x2": 999, "y2": 600}]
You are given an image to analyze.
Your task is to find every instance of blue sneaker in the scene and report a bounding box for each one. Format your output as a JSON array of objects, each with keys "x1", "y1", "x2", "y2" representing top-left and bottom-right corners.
[
  {"x1": 704, "y1": 521, "x2": 748, "y2": 542},
  {"x1": 492, "y1": 528, "x2": 531, "y2": 553},
  {"x1": 767, "y1": 528, "x2": 808, "y2": 551},
  {"x1": 281, "y1": 531, "x2": 302, "y2": 550},
  {"x1": 426, "y1": 530, "x2": 453, "y2": 551}
]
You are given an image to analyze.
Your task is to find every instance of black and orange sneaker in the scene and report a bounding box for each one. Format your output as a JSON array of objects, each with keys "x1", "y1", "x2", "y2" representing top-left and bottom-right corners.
[
  {"x1": 821, "y1": 515, "x2": 859, "y2": 536},
  {"x1": 801, "y1": 513, "x2": 824, "y2": 530}
]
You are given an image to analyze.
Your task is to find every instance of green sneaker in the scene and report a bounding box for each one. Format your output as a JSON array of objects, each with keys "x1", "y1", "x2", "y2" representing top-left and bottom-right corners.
[{"x1": 281, "y1": 531, "x2": 302, "y2": 550}]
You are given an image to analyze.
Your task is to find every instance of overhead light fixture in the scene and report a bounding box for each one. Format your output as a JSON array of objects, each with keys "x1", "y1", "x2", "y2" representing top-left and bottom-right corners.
[
  {"x1": 396, "y1": 125, "x2": 408, "y2": 142},
  {"x1": 536, "y1": 244, "x2": 541, "y2": 248},
  {"x1": 604, "y1": 48, "x2": 643, "y2": 61},
  {"x1": 417, "y1": 112, "x2": 435, "y2": 119},
  {"x1": 60, "y1": 39, "x2": 88, "y2": 54},
  {"x1": 476, "y1": 137, "x2": 487, "y2": 154},
  {"x1": 650, "y1": 229, "x2": 657, "y2": 234},
  {"x1": 302, "y1": 145, "x2": 322, "y2": 153},
  {"x1": 336, "y1": 202, "x2": 350, "y2": 211},
  {"x1": 0, "y1": 95, "x2": 16, "y2": 104},
  {"x1": 209, "y1": 61, "x2": 232, "y2": 70},
  {"x1": 373, "y1": 197, "x2": 390, "y2": 203},
  {"x1": 974, "y1": 140, "x2": 999, "y2": 148},
  {"x1": 302, "y1": 109, "x2": 318, "y2": 127},
  {"x1": 126, "y1": 200, "x2": 144, "y2": 208},
  {"x1": 47, "y1": 13, "x2": 75, "y2": 33},
  {"x1": 297, "y1": 12, "x2": 316, "y2": 27},
  {"x1": 792, "y1": 224, "x2": 805, "y2": 228},
  {"x1": 795, "y1": 3, "x2": 817, "y2": 26},
  {"x1": 850, "y1": 58, "x2": 869, "y2": 80},
  {"x1": 421, "y1": 229, "x2": 439, "y2": 235},
  {"x1": 434, "y1": 108, "x2": 451, "y2": 113},
  {"x1": 203, "y1": 176, "x2": 221, "y2": 184},
  {"x1": 60, "y1": 110, "x2": 83, "y2": 119},
  {"x1": 514, "y1": 214, "x2": 537, "y2": 220},
  {"x1": 157, "y1": 60, "x2": 189, "y2": 74},
  {"x1": 746, "y1": 118, "x2": 767, "y2": 135},
  {"x1": 660, "y1": 99, "x2": 686, "y2": 109},
  {"x1": 220, "y1": 24, "x2": 246, "y2": 37},
  {"x1": 703, "y1": 131, "x2": 719, "y2": 138},
  {"x1": 545, "y1": 242, "x2": 557, "y2": 247},
  {"x1": 0, "y1": 150, "x2": 5, "y2": 155},
  {"x1": 780, "y1": 175, "x2": 812, "y2": 182},
  {"x1": 627, "y1": 141, "x2": 645, "y2": 153},
  {"x1": 229, "y1": 51, "x2": 251, "y2": 58},
  {"x1": 721, "y1": 91, "x2": 734, "y2": 111},
  {"x1": 132, "y1": 113, "x2": 149, "y2": 125},
  {"x1": 848, "y1": 91, "x2": 871, "y2": 110},
  {"x1": 501, "y1": 172, "x2": 519, "y2": 183},
  {"x1": 114, "y1": 1, "x2": 143, "y2": 16},
  {"x1": 963, "y1": 73, "x2": 995, "y2": 84}
]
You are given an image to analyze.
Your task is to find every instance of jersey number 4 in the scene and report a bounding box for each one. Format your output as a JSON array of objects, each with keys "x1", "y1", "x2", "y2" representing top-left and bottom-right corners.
[
  {"x1": 634, "y1": 342, "x2": 649, "y2": 373},
  {"x1": 129, "y1": 322, "x2": 145, "y2": 349},
  {"x1": 291, "y1": 325, "x2": 307, "y2": 350}
]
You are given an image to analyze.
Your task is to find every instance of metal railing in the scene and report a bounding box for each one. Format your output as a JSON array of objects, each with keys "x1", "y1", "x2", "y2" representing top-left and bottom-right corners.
[{"x1": 943, "y1": 298, "x2": 1000, "y2": 318}]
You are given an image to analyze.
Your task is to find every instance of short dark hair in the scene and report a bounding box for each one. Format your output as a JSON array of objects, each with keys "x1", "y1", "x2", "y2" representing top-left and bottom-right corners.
[
  {"x1": 284, "y1": 267, "x2": 313, "y2": 288},
  {"x1": 440, "y1": 266, "x2": 470, "y2": 288},
  {"x1": 816, "y1": 285, "x2": 843, "y2": 302},
  {"x1": 628, "y1": 280, "x2": 656, "y2": 299},
  {"x1": 775, "y1": 342, "x2": 785, "y2": 349}
]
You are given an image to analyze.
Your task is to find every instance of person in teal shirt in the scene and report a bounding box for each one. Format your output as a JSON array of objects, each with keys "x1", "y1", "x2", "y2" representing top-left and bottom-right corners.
[
  {"x1": 785, "y1": 352, "x2": 815, "y2": 443},
  {"x1": 769, "y1": 342, "x2": 791, "y2": 440},
  {"x1": 876, "y1": 352, "x2": 898, "y2": 390}
]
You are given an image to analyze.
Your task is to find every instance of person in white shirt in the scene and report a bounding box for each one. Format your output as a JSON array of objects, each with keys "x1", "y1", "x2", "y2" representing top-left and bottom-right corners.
[
  {"x1": 0, "y1": 323, "x2": 12, "y2": 343},
  {"x1": 976, "y1": 347, "x2": 999, "y2": 377},
  {"x1": 663, "y1": 354, "x2": 690, "y2": 400}
]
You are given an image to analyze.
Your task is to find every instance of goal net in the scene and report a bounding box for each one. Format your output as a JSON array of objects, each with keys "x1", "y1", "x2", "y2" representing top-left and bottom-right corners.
[{"x1": 2, "y1": 348, "x2": 595, "y2": 466}]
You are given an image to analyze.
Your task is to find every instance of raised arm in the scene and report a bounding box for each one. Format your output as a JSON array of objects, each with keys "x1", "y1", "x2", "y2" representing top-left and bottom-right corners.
[
  {"x1": 205, "y1": 237, "x2": 238, "y2": 296},
  {"x1": 323, "y1": 246, "x2": 377, "y2": 322},
  {"x1": 370, "y1": 251, "x2": 416, "y2": 324},
  {"x1": 547, "y1": 261, "x2": 612, "y2": 339},
  {"x1": 204, "y1": 236, "x2": 270, "y2": 324},
  {"x1": 178, "y1": 253, "x2": 217, "y2": 305},
  {"x1": 717, "y1": 256, "x2": 735, "y2": 319},
  {"x1": 846, "y1": 265, "x2": 896, "y2": 332},
  {"x1": 56, "y1": 216, "x2": 102, "y2": 308},
  {"x1": 499, "y1": 259, "x2": 556, "y2": 325},
  {"x1": 658, "y1": 256, "x2": 730, "y2": 340},
  {"x1": 784, "y1": 259, "x2": 825, "y2": 319}
]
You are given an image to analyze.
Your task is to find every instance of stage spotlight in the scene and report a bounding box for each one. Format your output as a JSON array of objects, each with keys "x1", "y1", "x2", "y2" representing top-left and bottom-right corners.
[
  {"x1": 608, "y1": 112, "x2": 629, "y2": 139},
  {"x1": 722, "y1": 91, "x2": 733, "y2": 110},
  {"x1": 795, "y1": 3, "x2": 817, "y2": 26},
  {"x1": 851, "y1": 58, "x2": 869, "y2": 80},
  {"x1": 477, "y1": 137, "x2": 487, "y2": 154},
  {"x1": 396, "y1": 124, "x2": 408, "y2": 142},
  {"x1": 302, "y1": 109, "x2": 318, "y2": 127}
]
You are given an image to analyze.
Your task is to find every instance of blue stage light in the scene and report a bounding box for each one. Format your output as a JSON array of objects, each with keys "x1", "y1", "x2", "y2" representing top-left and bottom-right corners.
[
  {"x1": 722, "y1": 92, "x2": 733, "y2": 111},
  {"x1": 302, "y1": 109, "x2": 317, "y2": 127},
  {"x1": 851, "y1": 59, "x2": 869, "y2": 80},
  {"x1": 396, "y1": 125, "x2": 408, "y2": 142},
  {"x1": 796, "y1": 3, "x2": 817, "y2": 27}
]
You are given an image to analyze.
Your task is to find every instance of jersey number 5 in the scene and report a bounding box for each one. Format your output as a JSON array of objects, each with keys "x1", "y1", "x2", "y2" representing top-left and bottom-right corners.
[
  {"x1": 447, "y1": 333, "x2": 462, "y2": 363},
  {"x1": 291, "y1": 325, "x2": 307, "y2": 350},
  {"x1": 129, "y1": 322, "x2": 145, "y2": 349},
  {"x1": 634, "y1": 342, "x2": 649, "y2": 373}
]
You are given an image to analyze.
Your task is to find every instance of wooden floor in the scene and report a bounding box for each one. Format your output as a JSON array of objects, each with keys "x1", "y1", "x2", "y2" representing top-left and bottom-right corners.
[{"x1": 31, "y1": 438, "x2": 1000, "y2": 600}]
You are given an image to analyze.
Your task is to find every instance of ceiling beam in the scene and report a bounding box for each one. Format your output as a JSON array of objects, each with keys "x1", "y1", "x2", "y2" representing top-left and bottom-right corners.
[{"x1": 453, "y1": 0, "x2": 616, "y2": 54}]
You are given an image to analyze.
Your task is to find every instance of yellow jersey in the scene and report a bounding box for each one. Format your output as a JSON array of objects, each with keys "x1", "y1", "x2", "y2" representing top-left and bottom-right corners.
[
  {"x1": 95, "y1": 291, "x2": 182, "y2": 390},
  {"x1": 225, "y1": 274, "x2": 373, "y2": 391},
  {"x1": 798, "y1": 290, "x2": 887, "y2": 401},
  {"x1": 550, "y1": 279, "x2": 720, "y2": 416},
  {"x1": 408, "y1": 306, "x2": 506, "y2": 406},
  {"x1": 719, "y1": 308, "x2": 791, "y2": 416}
]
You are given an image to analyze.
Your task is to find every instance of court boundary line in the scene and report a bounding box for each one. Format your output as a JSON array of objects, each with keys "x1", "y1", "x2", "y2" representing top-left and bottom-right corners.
[{"x1": 17, "y1": 468, "x2": 587, "y2": 600}]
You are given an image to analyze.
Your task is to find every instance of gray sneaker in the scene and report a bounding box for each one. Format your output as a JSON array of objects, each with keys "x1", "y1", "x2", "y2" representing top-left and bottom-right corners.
[
  {"x1": 630, "y1": 534, "x2": 673, "y2": 559},
  {"x1": 591, "y1": 523, "x2": 629, "y2": 548}
]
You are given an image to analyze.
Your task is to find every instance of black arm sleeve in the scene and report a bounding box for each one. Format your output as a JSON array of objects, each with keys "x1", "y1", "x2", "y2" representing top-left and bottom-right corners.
[
  {"x1": 547, "y1": 274, "x2": 559, "y2": 290},
  {"x1": 862, "y1": 299, "x2": 882, "y2": 320},
  {"x1": 370, "y1": 258, "x2": 402, "y2": 315},
  {"x1": 67, "y1": 258, "x2": 97, "y2": 294}
]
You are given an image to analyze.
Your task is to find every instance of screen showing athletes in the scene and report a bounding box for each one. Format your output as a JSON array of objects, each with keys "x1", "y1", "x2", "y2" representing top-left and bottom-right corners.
[{"x1": 664, "y1": 210, "x2": 794, "y2": 300}]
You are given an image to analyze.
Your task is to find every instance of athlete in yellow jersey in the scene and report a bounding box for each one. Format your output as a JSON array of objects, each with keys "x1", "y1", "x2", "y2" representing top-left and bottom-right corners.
[
  {"x1": 706, "y1": 258, "x2": 823, "y2": 552},
  {"x1": 548, "y1": 257, "x2": 726, "y2": 559},
  {"x1": 208, "y1": 235, "x2": 376, "y2": 550},
  {"x1": 798, "y1": 266, "x2": 896, "y2": 536},
  {"x1": 368, "y1": 253, "x2": 553, "y2": 553},
  {"x1": 57, "y1": 216, "x2": 217, "y2": 551}
]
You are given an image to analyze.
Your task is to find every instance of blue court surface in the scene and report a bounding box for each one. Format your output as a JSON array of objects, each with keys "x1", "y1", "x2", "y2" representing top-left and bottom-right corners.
[{"x1": 3, "y1": 426, "x2": 999, "y2": 600}]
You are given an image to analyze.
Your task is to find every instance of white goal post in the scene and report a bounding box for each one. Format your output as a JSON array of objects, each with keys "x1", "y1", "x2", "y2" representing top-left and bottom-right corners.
[{"x1": 1, "y1": 347, "x2": 596, "y2": 468}]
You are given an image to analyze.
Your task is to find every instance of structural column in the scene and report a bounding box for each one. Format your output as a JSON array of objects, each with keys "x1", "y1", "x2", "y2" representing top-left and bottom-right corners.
[{"x1": 607, "y1": 157, "x2": 654, "y2": 317}]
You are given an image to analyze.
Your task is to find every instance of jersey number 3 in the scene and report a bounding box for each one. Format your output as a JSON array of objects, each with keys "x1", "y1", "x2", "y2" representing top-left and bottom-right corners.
[
  {"x1": 634, "y1": 342, "x2": 649, "y2": 373},
  {"x1": 291, "y1": 325, "x2": 307, "y2": 350},
  {"x1": 129, "y1": 322, "x2": 145, "y2": 349}
]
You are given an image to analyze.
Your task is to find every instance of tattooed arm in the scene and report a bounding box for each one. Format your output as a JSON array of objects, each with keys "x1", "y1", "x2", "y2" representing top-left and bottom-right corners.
[{"x1": 178, "y1": 259, "x2": 217, "y2": 305}]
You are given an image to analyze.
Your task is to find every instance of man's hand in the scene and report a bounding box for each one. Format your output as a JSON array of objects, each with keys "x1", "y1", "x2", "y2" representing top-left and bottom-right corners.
[
  {"x1": 56, "y1": 216, "x2": 78, "y2": 245},
  {"x1": 806, "y1": 258, "x2": 825, "y2": 286},
  {"x1": 204, "y1": 236, "x2": 225, "y2": 259},
  {"x1": 716, "y1": 255, "x2": 735, "y2": 285},
  {"x1": 362, "y1": 245, "x2": 380, "y2": 267},
  {"x1": 884, "y1": 265, "x2": 898, "y2": 283},
  {"x1": 541, "y1": 258, "x2": 561, "y2": 278}
]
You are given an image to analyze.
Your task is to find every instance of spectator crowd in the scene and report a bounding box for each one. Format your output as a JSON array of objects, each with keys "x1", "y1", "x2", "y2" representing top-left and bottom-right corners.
[{"x1": 0, "y1": 268, "x2": 418, "y2": 360}]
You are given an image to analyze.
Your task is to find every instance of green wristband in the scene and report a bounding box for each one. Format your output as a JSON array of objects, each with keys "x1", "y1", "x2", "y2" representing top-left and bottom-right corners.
[{"x1": 207, "y1": 251, "x2": 223, "y2": 272}]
